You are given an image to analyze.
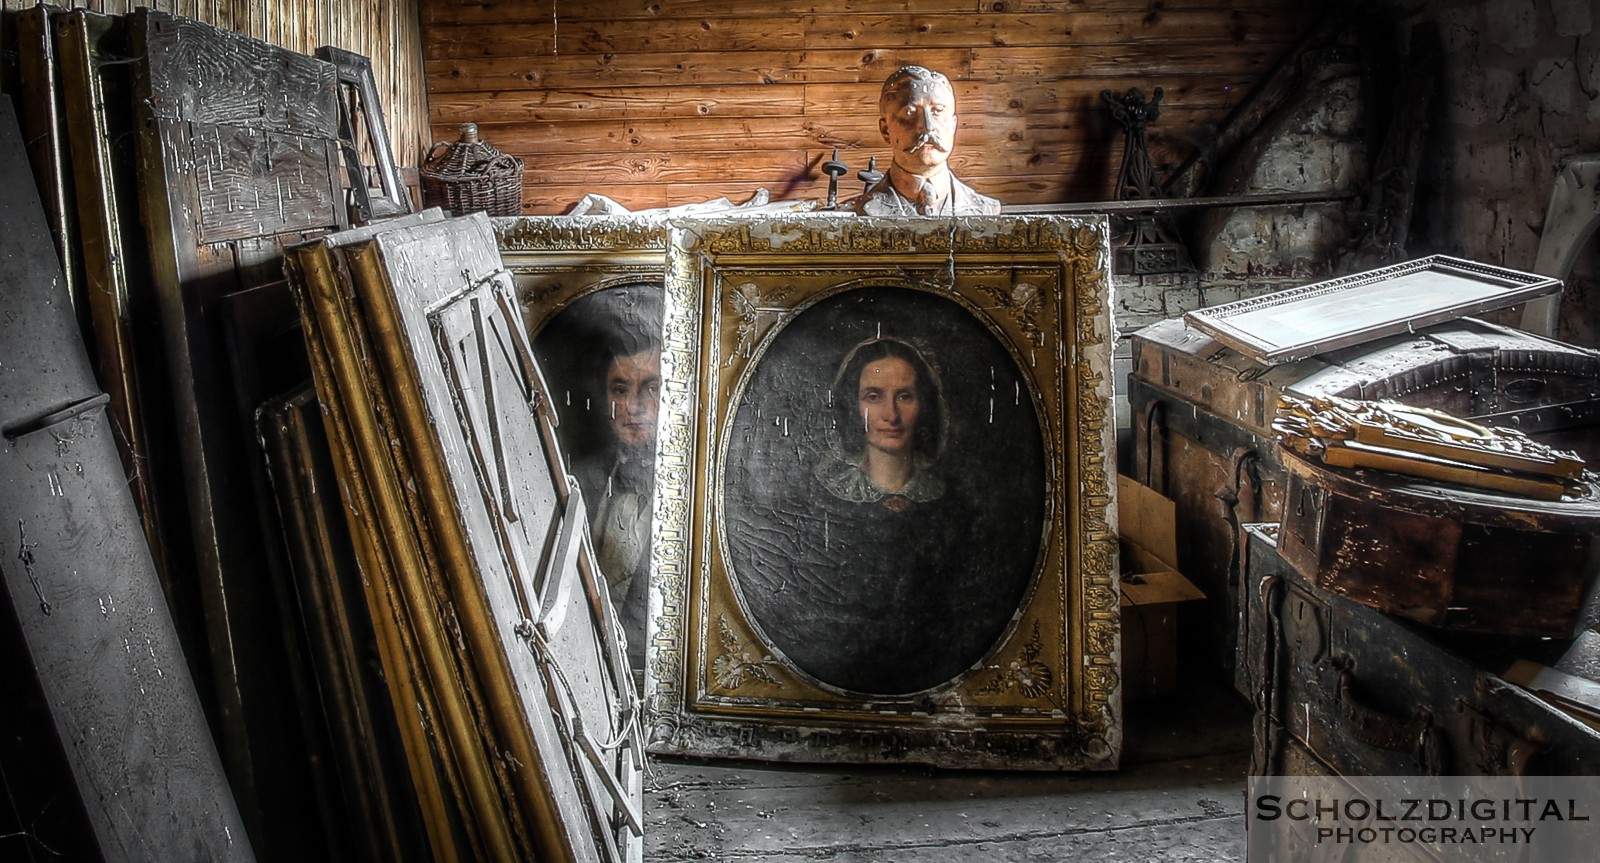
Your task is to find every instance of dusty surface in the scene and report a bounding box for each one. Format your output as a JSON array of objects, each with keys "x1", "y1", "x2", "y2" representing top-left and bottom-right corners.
[{"x1": 644, "y1": 681, "x2": 1252, "y2": 862}]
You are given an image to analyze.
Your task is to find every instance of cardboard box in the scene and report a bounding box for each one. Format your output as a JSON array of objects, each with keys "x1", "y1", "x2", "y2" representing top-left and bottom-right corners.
[{"x1": 1118, "y1": 475, "x2": 1205, "y2": 699}]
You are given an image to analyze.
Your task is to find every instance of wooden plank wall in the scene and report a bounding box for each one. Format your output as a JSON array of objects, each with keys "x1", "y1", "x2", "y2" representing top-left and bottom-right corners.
[
  {"x1": 420, "y1": 0, "x2": 1329, "y2": 214},
  {"x1": 1, "y1": 0, "x2": 430, "y2": 171}
]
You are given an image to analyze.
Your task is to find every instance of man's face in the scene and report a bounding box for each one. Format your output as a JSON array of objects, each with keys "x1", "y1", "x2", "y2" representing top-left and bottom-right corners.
[
  {"x1": 605, "y1": 349, "x2": 661, "y2": 448},
  {"x1": 879, "y1": 78, "x2": 958, "y2": 175}
]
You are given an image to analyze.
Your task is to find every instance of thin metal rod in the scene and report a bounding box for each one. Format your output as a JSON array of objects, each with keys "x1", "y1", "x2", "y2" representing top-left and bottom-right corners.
[{"x1": 1001, "y1": 190, "x2": 1353, "y2": 215}]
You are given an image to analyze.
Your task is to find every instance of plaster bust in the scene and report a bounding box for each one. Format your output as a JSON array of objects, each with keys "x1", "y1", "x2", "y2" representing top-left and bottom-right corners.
[{"x1": 847, "y1": 65, "x2": 1001, "y2": 217}]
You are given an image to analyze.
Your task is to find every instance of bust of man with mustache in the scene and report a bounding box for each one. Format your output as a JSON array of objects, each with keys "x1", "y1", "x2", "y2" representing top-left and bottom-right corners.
[{"x1": 847, "y1": 65, "x2": 1001, "y2": 217}]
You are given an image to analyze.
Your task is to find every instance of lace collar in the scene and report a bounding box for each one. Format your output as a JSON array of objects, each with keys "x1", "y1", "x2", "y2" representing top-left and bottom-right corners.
[{"x1": 814, "y1": 452, "x2": 946, "y2": 504}]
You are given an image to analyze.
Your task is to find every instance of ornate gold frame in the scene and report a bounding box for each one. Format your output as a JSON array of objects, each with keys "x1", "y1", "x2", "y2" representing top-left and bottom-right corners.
[
  {"x1": 493, "y1": 215, "x2": 670, "y2": 677},
  {"x1": 255, "y1": 382, "x2": 425, "y2": 860},
  {"x1": 493, "y1": 215, "x2": 669, "y2": 337},
  {"x1": 647, "y1": 215, "x2": 1120, "y2": 769}
]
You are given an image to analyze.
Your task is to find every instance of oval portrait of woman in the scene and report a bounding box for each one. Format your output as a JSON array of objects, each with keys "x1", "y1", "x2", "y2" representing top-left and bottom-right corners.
[{"x1": 720, "y1": 285, "x2": 1047, "y2": 696}]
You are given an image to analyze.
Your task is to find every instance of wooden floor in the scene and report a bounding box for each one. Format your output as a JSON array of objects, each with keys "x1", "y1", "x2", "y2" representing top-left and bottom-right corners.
[{"x1": 644, "y1": 680, "x2": 1252, "y2": 861}]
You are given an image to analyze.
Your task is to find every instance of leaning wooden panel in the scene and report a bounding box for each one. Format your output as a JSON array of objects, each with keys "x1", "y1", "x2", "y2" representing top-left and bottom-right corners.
[
  {"x1": 56, "y1": 9, "x2": 186, "y2": 605},
  {"x1": 648, "y1": 215, "x2": 1120, "y2": 769},
  {"x1": 344, "y1": 213, "x2": 643, "y2": 861},
  {"x1": 0, "y1": 93, "x2": 253, "y2": 862},
  {"x1": 496, "y1": 215, "x2": 670, "y2": 673},
  {"x1": 128, "y1": 10, "x2": 349, "y2": 847}
]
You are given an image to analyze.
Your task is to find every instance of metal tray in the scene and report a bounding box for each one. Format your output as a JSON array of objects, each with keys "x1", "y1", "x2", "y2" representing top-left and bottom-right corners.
[{"x1": 1184, "y1": 255, "x2": 1562, "y2": 364}]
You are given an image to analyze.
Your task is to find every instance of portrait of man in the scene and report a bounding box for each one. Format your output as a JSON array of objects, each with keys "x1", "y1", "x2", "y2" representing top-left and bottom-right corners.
[
  {"x1": 847, "y1": 65, "x2": 1002, "y2": 217},
  {"x1": 533, "y1": 286, "x2": 663, "y2": 673},
  {"x1": 722, "y1": 286, "x2": 1044, "y2": 695}
]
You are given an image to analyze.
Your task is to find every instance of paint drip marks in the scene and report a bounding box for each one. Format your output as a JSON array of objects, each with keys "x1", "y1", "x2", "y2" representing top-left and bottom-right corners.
[{"x1": 15, "y1": 519, "x2": 50, "y2": 615}]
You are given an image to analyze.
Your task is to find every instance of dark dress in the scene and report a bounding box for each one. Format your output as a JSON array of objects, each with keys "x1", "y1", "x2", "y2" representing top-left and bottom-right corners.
[{"x1": 728, "y1": 455, "x2": 1020, "y2": 695}]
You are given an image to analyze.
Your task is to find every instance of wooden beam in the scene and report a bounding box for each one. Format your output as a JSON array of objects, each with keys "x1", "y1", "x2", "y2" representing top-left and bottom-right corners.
[
  {"x1": 424, "y1": 0, "x2": 1324, "y2": 26},
  {"x1": 1165, "y1": 2, "x2": 1364, "y2": 197},
  {"x1": 427, "y1": 84, "x2": 808, "y2": 123}
]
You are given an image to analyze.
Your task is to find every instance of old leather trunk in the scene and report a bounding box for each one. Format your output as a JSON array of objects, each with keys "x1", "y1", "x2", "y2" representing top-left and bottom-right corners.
[
  {"x1": 1129, "y1": 315, "x2": 1600, "y2": 669},
  {"x1": 1276, "y1": 449, "x2": 1600, "y2": 638},
  {"x1": 1240, "y1": 523, "x2": 1600, "y2": 777}
]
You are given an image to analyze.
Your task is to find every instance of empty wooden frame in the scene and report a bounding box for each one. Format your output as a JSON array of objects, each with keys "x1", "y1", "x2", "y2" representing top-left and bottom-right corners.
[
  {"x1": 1185, "y1": 255, "x2": 1562, "y2": 364},
  {"x1": 318, "y1": 45, "x2": 414, "y2": 224}
]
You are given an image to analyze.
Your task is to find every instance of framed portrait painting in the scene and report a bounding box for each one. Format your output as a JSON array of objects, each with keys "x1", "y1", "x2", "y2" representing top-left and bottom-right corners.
[
  {"x1": 647, "y1": 215, "x2": 1120, "y2": 770},
  {"x1": 496, "y1": 215, "x2": 670, "y2": 673}
]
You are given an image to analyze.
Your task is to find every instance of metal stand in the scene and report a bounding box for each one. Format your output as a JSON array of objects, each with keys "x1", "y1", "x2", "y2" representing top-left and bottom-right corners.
[
  {"x1": 1103, "y1": 87, "x2": 1193, "y2": 275},
  {"x1": 821, "y1": 148, "x2": 847, "y2": 210}
]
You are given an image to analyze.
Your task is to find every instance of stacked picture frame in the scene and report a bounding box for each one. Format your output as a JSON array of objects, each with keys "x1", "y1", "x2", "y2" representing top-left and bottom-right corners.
[
  {"x1": 493, "y1": 213, "x2": 1122, "y2": 771},
  {"x1": 286, "y1": 211, "x2": 643, "y2": 863},
  {"x1": 496, "y1": 215, "x2": 672, "y2": 677}
]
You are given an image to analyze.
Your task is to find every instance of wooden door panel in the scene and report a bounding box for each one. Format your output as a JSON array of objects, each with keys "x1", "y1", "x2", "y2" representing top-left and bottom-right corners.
[
  {"x1": 189, "y1": 121, "x2": 344, "y2": 243},
  {"x1": 432, "y1": 295, "x2": 560, "y2": 604},
  {"x1": 139, "y1": 10, "x2": 338, "y2": 133}
]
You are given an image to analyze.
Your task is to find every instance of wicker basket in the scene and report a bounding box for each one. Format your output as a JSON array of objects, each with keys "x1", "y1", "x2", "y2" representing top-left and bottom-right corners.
[{"x1": 420, "y1": 123, "x2": 524, "y2": 216}]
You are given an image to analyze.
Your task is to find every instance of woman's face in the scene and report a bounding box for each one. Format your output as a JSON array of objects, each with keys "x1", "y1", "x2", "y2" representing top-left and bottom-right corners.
[{"x1": 857, "y1": 356, "x2": 921, "y2": 457}]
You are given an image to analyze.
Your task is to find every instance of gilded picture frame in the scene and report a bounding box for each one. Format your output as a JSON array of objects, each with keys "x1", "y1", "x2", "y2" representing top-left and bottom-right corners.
[
  {"x1": 646, "y1": 215, "x2": 1121, "y2": 770},
  {"x1": 496, "y1": 215, "x2": 671, "y2": 673}
]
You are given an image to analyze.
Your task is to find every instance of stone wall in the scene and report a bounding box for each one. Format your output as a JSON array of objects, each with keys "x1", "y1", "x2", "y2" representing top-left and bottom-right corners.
[
  {"x1": 1189, "y1": 60, "x2": 1368, "y2": 280},
  {"x1": 1408, "y1": 0, "x2": 1600, "y2": 347},
  {"x1": 1111, "y1": 24, "x2": 1374, "y2": 337},
  {"x1": 1115, "y1": 1, "x2": 1598, "y2": 350}
]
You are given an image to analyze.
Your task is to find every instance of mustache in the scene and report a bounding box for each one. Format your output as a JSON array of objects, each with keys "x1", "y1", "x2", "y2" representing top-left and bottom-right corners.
[{"x1": 904, "y1": 132, "x2": 948, "y2": 154}]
